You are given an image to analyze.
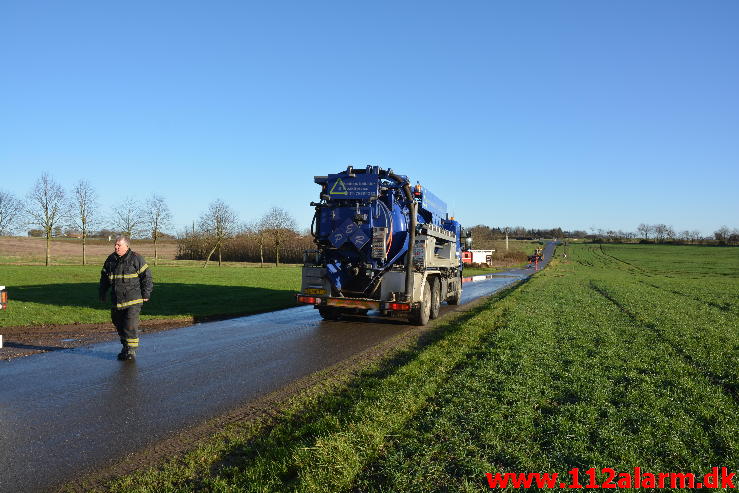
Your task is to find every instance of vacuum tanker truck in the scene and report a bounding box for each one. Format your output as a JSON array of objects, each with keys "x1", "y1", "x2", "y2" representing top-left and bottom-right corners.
[{"x1": 296, "y1": 166, "x2": 469, "y2": 325}]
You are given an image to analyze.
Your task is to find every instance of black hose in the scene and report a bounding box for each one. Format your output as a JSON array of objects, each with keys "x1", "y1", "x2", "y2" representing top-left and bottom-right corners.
[
  {"x1": 380, "y1": 168, "x2": 415, "y2": 299},
  {"x1": 310, "y1": 210, "x2": 318, "y2": 239},
  {"x1": 387, "y1": 170, "x2": 412, "y2": 202},
  {"x1": 404, "y1": 200, "x2": 417, "y2": 300}
]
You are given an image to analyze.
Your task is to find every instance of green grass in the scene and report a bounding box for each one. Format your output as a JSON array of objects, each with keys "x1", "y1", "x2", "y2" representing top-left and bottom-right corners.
[
  {"x1": 0, "y1": 264, "x2": 301, "y2": 326},
  {"x1": 99, "y1": 243, "x2": 739, "y2": 492}
]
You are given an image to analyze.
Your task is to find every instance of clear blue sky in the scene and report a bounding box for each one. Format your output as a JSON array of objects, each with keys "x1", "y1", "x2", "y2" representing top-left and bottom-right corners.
[{"x1": 2, "y1": 0, "x2": 737, "y2": 235}]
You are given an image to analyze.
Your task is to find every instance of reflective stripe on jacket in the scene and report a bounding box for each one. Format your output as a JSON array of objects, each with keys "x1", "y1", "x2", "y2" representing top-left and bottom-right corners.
[{"x1": 99, "y1": 250, "x2": 154, "y2": 309}]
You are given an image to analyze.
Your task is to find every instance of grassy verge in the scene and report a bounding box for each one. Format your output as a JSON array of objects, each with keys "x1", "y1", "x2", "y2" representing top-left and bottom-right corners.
[
  {"x1": 99, "y1": 243, "x2": 738, "y2": 492},
  {"x1": 0, "y1": 265, "x2": 301, "y2": 326}
]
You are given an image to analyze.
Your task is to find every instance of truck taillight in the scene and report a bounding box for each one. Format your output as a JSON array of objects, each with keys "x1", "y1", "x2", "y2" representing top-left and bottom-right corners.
[
  {"x1": 386, "y1": 302, "x2": 410, "y2": 311},
  {"x1": 0, "y1": 287, "x2": 6, "y2": 310},
  {"x1": 297, "y1": 295, "x2": 321, "y2": 305}
]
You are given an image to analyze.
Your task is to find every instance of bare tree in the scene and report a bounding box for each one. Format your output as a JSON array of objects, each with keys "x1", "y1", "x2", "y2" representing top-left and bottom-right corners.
[
  {"x1": 637, "y1": 223, "x2": 653, "y2": 240},
  {"x1": 27, "y1": 173, "x2": 67, "y2": 266},
  {"x1": 652, "y1": 224, "x2": 668, "y2": 243},
  {"x1": 111, "y1": 197, "x2": 143, "y2": 238},
  {"x1": 665, "y1": 225, "x2": 675, "y2": 241},
  {"x1": 199, "y1": 199, "x2": 238, "y2": 267},
  {"x1": 714, "y1": 226, "x2": 731, "y2": 244},
  {"x1": 260, "y1": 206, "x2": 297, "y2": 266},
  {"x1": 0, "y1": 190, "x2": 23, "y2": 235},
  {"x1": 730, "y1": 228, "x2": 739, "y2": 246},
  {"x1": 243, "y1": 220, "x2": 267, "y2": 267},
  {"x1": 144, "y1": 194, "x2": 172, "y2": 266},
  {"x1": 71, "y1": 180, "x2": 99, "y2": 265}
]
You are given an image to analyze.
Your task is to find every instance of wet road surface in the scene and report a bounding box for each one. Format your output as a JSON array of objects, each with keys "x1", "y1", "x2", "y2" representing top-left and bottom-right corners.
[{"x1": 0, "y1": 243, "x2": 554, "y2": 492}]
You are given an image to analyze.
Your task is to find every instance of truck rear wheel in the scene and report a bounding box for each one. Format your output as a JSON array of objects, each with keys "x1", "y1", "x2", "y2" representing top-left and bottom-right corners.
[
  {"x1": 447, "y1": 273, "x2": 462, "y2": 305},
  {"x1": 430, "y1": 277, "x2": 440, "y2": 319},
  {"x1": 409, "y1": 281, "x2": 431, "y2": 326}
]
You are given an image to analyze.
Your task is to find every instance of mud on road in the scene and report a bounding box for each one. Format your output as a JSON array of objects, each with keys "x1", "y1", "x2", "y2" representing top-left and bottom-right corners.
[{"x1": 0, "y1": 319, "x2": 193, "y2": 361}]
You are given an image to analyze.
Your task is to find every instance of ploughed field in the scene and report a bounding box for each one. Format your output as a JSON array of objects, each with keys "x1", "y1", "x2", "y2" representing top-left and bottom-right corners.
[
  {"x1": 103, "y1": 243, "x2": 739, "y2": 492},
  {"x1": 0, "y1": 236, "x2": 179, "y2": 265}
]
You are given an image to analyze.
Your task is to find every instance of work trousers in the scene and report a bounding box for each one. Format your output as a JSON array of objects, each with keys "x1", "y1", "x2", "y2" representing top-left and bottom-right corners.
[{"x1": 111, "y1": 304, "x2": 142, "y2": 349}]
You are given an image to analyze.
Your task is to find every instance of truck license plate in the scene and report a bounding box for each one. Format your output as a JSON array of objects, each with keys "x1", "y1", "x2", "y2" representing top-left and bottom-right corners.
[{"x1": 305, "y1": 288, "x2": 326, "y2": 295}]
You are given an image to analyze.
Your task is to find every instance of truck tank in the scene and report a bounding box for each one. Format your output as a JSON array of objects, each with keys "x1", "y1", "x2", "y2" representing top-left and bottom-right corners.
[{"x1": 299, "y1": 165, "x2": 466, "y2": 325}]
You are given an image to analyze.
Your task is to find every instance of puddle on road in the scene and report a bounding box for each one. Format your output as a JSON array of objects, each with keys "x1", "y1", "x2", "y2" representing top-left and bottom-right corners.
[
  {"x1": 463, "y1": 274, "x2": 498, "y2": 283},
  {"x1": 463, "y1": 273, "x2": 525, "y2": 283}
]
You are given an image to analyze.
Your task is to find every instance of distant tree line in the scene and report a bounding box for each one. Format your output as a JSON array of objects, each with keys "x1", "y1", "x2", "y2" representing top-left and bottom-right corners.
[
  {"x1": 588, "y1": 223, "x2": 738, "y2": 246},
  {"x1": 467, "y1": 225, "x2": 567, "y2": 245},
  {"x1": 3, "y1": 173, "x2": 737, "y2": 268},
  {"x1": 466, "y1": 223, "x2": 738, "y2": 247}
]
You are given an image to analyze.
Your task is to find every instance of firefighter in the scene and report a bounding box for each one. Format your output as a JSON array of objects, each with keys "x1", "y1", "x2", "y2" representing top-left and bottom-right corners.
[{"x1": 99, "y1": 235, "x2": 153, "y2": 361}]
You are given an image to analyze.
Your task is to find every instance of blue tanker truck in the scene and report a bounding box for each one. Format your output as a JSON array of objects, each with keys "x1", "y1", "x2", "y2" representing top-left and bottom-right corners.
[{"x1": 296, "y1": 165, "x2": 469, "y2": 325}]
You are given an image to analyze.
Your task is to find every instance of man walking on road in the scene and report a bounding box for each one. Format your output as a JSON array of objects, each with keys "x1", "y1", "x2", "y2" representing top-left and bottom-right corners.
[{"x1": 99, "y1": 236, "x2": 153, "y2": 361}]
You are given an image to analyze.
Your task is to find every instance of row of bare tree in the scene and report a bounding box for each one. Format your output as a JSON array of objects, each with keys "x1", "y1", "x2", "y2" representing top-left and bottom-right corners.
[
  {"x1": 4, "y1": 174, "x2": 736, "y2": 268},
  {"x1": 591, "y1": 223, "x2": 739, "y2": 245},
  {"x1": 176, "y1": 203, "x2": 305, "y2": 266},
  {"x1": 0, "y1": 172, "x2": 306, "y2": 267},
  {"x1": 0, "y1": 173, "x2": 173, "y2": 265},
  {"x1": 458, "y1": 223, "x2": 738, "y2": 246}
]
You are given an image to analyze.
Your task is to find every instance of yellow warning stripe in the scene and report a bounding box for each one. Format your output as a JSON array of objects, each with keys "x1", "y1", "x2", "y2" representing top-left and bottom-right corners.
[
  {"x1": 116, "y1": 299, "x2": 145, "y2": 308},
  {"x1": 107, "y1": 264, "x2": 149, "y2": 280},
  {"x1": 108, "y1": 273, "x2": 139, "y2": 280}
]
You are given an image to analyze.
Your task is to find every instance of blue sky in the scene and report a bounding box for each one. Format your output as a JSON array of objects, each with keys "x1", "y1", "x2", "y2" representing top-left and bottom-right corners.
[{"x1": 1, "y1": 0, "x2": 737, "y2": 235}]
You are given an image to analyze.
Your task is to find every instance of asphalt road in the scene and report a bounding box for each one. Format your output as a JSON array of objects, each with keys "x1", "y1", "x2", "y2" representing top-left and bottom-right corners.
[{"x1": 0, "y1": 242, "x2": 554, "y2": 492}]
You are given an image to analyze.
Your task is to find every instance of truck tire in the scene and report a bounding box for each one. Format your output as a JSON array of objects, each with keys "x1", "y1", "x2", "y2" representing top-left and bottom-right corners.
[
  {"x1": 318, "y1": 307, "x2": 341, "y2": 321},
  {"x1": 447, "y1": 273, "x2": 462, "y2": 305},
  {"x1": 410, "y1": 281, "x2": 431, "y2": 326},
  {"x1": 430, "y1": 276, "x2": 441, "y2": 319}
]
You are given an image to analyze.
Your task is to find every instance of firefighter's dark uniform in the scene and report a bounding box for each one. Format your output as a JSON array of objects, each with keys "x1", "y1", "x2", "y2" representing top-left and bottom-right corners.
[{"x1": 99, "y1": 249, "x2": 153, "y2": 359}]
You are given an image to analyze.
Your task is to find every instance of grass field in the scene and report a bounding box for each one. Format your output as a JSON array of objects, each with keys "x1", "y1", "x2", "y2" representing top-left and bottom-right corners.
[
  {"x1": 0, "y1": 264, "x2": 301, "y2": 326},
  {"x1": 102, "y1": 243, "x2": 739, "y2": 492}
]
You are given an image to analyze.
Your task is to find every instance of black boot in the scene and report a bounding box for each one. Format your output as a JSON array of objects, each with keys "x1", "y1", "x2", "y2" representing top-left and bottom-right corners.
[{"x1": 117, "y1": 346, "x2": 136, "y2": 361}]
